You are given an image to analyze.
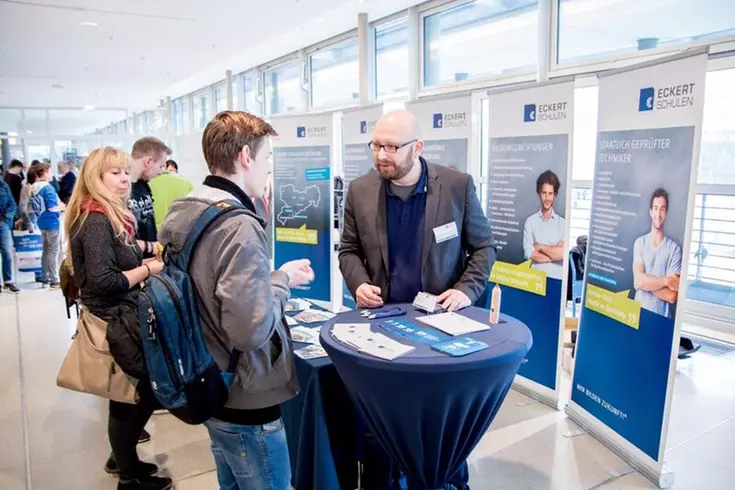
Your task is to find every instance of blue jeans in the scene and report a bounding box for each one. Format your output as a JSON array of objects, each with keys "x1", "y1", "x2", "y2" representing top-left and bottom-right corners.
[
  {"x1": 0, "y1": 222, "x2": 14, "y2": 283},
  {"x1": 204, "y1": 417, "x2": 291, "y2": 490}
]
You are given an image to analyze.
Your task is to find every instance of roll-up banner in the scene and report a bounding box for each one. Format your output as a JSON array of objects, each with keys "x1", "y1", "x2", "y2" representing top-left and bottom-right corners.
[
  {"x1": 406, "y1": 95, "x2": 472, "y2": 173},
  {"x1": 486, "y1": 80, "x2": 574, "y2": 409},
  {"x1": 340, "y1": 104, "x2": 383, "y2": 309},
  {"x1": 567, "y1": 51, "x2": 707, "y2": 487},
  {"x1": 271, "y1": 114, "x2": 334, "y2": 306}
]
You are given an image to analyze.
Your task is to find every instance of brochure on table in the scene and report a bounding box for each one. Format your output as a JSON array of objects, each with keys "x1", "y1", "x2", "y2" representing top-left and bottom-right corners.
[
  {"x1": 340, "y1": 104, "x2": 383, "y2": 309},
  {"x1": 567, "y1": 51, "x2": 707, "y2": 488},
  {"x1": 406, "y1": 95, "x2": 472, "y2": 173},
  {"x1": 486, "y1": 79, "x2": 574, "y2": 409},
  {"x1": 271, "y1": 114, "x2": 335, "y2": 309}
]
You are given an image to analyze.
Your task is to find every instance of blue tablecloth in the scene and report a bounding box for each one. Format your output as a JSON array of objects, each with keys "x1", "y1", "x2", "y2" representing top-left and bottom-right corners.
[
  {"x1": 320, "y1": 306, "x2": 532, "y2": 490},
  {"x1": 281, "y1": 313, "x2": 359, "y2": 490}
]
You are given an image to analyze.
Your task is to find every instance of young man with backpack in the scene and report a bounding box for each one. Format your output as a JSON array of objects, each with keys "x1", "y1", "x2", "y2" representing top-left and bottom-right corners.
[{"x1": 158, "y1": 111, "x2": 314, "y2": 490}]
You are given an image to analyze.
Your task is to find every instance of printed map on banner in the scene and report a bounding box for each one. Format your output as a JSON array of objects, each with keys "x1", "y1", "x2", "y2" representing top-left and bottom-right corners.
[{"x1": 276, "y1": 184, "x2": 322, "y2": 225}]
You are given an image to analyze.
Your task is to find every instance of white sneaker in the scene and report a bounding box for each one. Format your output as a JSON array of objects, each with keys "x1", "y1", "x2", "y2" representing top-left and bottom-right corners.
[{"x1": 152, "y1": 409, "x2": 168, "y2": 415}]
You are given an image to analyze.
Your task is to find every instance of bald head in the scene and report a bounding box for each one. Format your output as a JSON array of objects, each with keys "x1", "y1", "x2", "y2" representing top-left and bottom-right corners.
[
  {"x1": 371, "y1": 109, "x2": 425, "y2": 183},
  {"x1": 375, "y1": 109, "x2": 421, "y2": 141}
]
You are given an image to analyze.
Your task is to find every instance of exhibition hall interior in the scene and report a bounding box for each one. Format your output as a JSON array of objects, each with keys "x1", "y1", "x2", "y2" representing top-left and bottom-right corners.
[{"x1": 2, "y1": 0, "x2": 735, "y2": 489}]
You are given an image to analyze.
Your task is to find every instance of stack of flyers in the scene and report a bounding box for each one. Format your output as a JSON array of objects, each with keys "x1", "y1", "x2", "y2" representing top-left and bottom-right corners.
[
  {"x1": 295, "y1": 344, "x2": 329, "y2": 360},
  {"x1": 293, "y1": 310, "x2": 336, "y2": 324},
  {"x1": 331, "y1": 323, "x2": 415, "y2": 361},
  {"x1": 416, "y1": 312, "x2": 490, "y2": 336},
  {"x1": 285, "y1": 298, "x2": 312, "y2": 313},
  {"x1": 290, "y1": 326, "x2": 321, "y2": 345},
  {"x1": 284, "y1": 316, "x2": 299, "y2": 327}
]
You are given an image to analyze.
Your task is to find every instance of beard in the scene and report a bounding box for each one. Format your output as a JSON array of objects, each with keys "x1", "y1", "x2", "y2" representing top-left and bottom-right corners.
[{"x1": 375, "y1": 152, "x2": 415, "y2": 181}]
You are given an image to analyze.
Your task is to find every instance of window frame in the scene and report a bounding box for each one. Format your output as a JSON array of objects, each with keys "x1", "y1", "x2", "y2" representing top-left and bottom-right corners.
[
  {"x1": 261, "y1": 53, "x2": 303, "y2": 116},
  {"x1": 373, "y1": 13, "x2": 411, "y2": 101},
  {"x1": 306, "y1": 30, "x2": 360, "y2": 110},
  {"x1": 418, "y1": 0, "x2": 541, "y2": 93}
]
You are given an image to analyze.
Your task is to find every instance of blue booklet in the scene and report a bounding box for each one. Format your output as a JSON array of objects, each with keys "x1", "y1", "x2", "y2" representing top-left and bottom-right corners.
[
  {"x1": 431, "y1": 338, "x2": 489, "y2": 357},
  {"x1": 378, "y1": 319, "x2": 451, "y2": 345}
]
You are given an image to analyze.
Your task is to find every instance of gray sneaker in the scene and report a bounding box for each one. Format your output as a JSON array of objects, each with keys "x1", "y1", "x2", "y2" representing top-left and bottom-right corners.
[{"x1": 49, "y1": 282, "x2": 61, "y2": 289}]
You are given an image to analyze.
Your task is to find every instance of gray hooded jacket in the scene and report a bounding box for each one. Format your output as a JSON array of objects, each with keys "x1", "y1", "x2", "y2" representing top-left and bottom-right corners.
[{"x1": 158, "y1": 184, "x2": 298, "y2": 411}]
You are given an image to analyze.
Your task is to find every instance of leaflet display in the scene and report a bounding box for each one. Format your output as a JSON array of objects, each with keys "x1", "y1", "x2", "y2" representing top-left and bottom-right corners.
[
  {"x1": 271, "y1": 115, "x2": 334, "y2": 303},
  {"x1": 568, "y1": 52, "x2": 707, "y2": 484},
  {"x1": 487, "y1": 81, "x2": 574, "y2": 401},
  {"x1": 407, "y1": 95, "x2": 472, "y2": 173}
]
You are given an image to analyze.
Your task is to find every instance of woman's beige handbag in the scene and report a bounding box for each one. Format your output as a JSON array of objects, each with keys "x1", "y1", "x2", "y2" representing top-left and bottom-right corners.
[{"x1": 56, "y1": 308, "x2": 139, "y2": 404}]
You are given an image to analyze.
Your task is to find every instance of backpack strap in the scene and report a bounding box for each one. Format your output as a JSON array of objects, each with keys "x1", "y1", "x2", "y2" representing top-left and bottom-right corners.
[
  {"x1": 175, "y1": 199, "x2": 247, "y2": 272},
  {"x1": 174, "y1": 199, "x2": 246, "y2": 374}
]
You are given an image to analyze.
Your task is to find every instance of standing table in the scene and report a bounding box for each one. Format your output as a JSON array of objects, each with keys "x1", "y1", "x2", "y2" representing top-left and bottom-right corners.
[{"x1": 320, "y1": 306, "x2": 532, "y2": 490}]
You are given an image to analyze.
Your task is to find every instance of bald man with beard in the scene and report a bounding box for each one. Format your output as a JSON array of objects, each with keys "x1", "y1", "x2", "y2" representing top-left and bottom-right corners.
[{"x1": 338, "y1": 109, "x2": 494, "y2": 489}]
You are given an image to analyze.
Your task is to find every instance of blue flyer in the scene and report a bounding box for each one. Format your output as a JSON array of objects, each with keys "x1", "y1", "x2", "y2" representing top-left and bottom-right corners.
[
  {"x1": 431, "y1": 338, "x2": 489, "y2": 357},
  {"x1": 378, "y1": 319, "x2": 451, "y2": 345}
]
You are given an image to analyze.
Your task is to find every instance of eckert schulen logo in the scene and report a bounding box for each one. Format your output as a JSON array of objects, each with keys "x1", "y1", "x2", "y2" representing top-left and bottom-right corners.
[
  {"x1": 433, "y1": 112, "x2": 467, "y2": 129},
  {"x1": 360, "y1": 120, "x2": 376, "y2": 134},
  {"x1": 296, "y1": 126, "x2": 328, "y2": 138},
  {"x1": 524, "y1": 102, "x2": 568, "y2": 123},
  {"x1": 639, "y1": 83, "x2": 696, "y2": 112}
]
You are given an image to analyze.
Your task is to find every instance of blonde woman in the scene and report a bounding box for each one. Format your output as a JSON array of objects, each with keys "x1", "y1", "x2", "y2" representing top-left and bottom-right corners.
[{"x1": 65, "y1": 147, "x2": 170, "y2": 490}]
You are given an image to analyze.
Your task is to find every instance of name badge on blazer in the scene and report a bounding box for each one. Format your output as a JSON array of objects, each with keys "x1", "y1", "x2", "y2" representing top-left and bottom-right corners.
[{"x1": 433, "y1": 222, "x2": 459, "y2": 244}]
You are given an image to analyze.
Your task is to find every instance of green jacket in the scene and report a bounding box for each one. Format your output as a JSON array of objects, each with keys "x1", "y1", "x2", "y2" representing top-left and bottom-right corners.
[{"x1": 149, "y1": 173, "x2": 194, "y2": 230}]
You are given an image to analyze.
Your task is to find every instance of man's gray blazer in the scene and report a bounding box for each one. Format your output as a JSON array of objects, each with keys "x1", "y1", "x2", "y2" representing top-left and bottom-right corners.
[{"x1": 339, "y1": 160, "x2": 495, "y2": 303}]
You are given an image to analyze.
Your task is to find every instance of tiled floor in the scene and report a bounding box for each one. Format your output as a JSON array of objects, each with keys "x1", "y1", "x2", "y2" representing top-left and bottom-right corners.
[{"x1": 2, "y1": 286, "x2": 734, "y2": 489}]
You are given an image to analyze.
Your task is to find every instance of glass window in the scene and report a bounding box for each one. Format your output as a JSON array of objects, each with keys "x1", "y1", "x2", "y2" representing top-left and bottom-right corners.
[
  {"x1": 310, "y1": 38, "x2": 360, "y2": 108},
  {"x1": 698, "y1": 69, "x2": 735, "y2": 185},
  {"x1": 23, "y1": 109, "x2": 48, "y2": 135},
  {"x1": 376, "y1": 18, "x2": 409, "y2": 98},
  {"x1": 572, "y1": 86, "x2": 599, "y2": 181},
  {"x1": 0, "y1": 109, "x2": 23, "y2": 134},
  {"x1": 687, "y1": 194, "x2": 735, "y2": 308},
  {"x1": 264, "y1": 60, "x2": 302, "y2": 116},
  {"x1": 242, "y1": 72, "x2": 260, "y2": 115},
  {"x1": 192, "y1": 90, "x2": 212, "y2": 130},
  {"x1": 214, "y1": 84, "x2": 227, "y2": 113},
  {"x1": 135, "y1": 113, "x2": 146, "y2": 135},
  {"x1": 173, "y1": 98, "x2": 191, "y2": 135},
  {"x1": 570, "y1": 186, "x2": 592, "y2": 244},
  {"x1": 558, "y1": 0, "x2": 735, "y2": 64},
  {"x1": 423, "y1": 0, "x2": 538, "y2": 87}
]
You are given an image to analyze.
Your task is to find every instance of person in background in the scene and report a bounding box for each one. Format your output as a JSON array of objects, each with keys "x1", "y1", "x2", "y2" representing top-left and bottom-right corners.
[
  {"x1": 149, "y1": 158, "x2": 193, "y2": 231},
  {"x1": 4, "y1": 159, "x2": 24, "y2": 207},
  {"x1": 30, "y1": 163, "x2": 64, "y2": 288},
  {"x1": 128, "y1": 138, "x2": 171, "y2": 258},
  {"x1": 19, "y1": 166, "x2": 45, "y2": 284},
  {"x1": 0, "y1": 177, "x2": 19, "y2": 293},
  {"x1": 58, "y1": 160, "x2": 78, "y2": 204},
  {"x1": 159, "y1": 111, "x2": 314, "y2": 490},
  {"x1": 165, "y1": 159, "x2": 178, "y2": 175},
  {"x1": 339, "y1": 109, "x2": 494, "y2": 490},
  {"x1": 66, "y1": 147, "x2": 170, "y2": 490}
]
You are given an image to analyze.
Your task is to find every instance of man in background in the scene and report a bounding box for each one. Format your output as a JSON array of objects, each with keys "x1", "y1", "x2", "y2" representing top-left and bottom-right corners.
[
  {"x1": 523, "y1": 170, "x2": 565, "y2": 280},
  {"x1": 166, "y1": 159, "x2": 179, "y2": 175},
  {"x1": 4, "y1": 159, "x2": 24, "y2": 207},
  {"x1": 633, "y1": 188, "x2": 682, "y2": 319},
  {"x1": 58, "y1": 161, "x2": 78, "y2": 204},
  {"x1": 128, "y1": 137, "x2": 171, "y2": 256},
  {"x1": 0, "y1": 178, "x2": 19, "y2": 293},
  {"x1": 150, "y1": 158, "x2": 194, "y2": 231}
]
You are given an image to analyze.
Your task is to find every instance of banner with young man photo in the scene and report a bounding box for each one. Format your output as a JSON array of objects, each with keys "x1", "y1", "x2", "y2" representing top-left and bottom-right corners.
[
  {"x1": 486, "y1": 80, "x2": 574, "y2": 408},
  {"x1": 567, "y1": 51, "x2": 707, "y2": 487}
]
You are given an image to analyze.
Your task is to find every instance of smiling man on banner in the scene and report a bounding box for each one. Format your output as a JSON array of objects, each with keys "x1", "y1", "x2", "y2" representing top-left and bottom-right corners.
[
  {"x1": 523, "y1": 170, "x2": 565, "y2": 280},
  {"x1": 633, "y1": 187, "x2": 682, "y2": 319}
]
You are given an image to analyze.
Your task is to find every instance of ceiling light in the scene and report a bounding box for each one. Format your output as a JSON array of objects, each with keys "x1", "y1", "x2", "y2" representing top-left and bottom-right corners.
[
  {"x1": 80, "y1": 21, "x2": 99, "y2": 27},
  {"x1": 83, "y1": 104, "x2": 95, "y2": 111}
]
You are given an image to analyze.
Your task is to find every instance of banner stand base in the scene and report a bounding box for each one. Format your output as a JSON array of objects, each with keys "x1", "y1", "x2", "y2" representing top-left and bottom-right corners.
[
  {"x1": 512, "y1": 377, "x2": 565, "y2": 411},
  {"x1": 566, "y1": 403, "x2": 674, "y2": 489}
]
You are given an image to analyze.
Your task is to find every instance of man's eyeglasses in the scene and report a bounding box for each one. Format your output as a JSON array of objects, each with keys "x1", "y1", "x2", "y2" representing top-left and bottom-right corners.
[{"x1": 368, "y1": 140, "x2": 417, "y2": 154}]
